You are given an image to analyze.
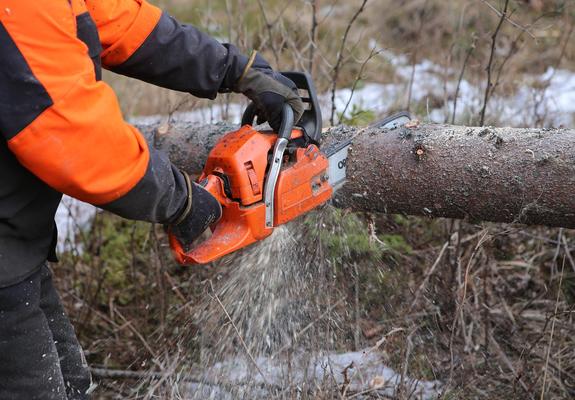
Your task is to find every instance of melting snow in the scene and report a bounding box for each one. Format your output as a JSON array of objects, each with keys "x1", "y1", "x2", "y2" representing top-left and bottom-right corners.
[
  {"x1": 55, "y1": 196, "x2": 96, "y2": 251},
  {"x1": 187, "y1": 349, "x2": 442, "y2": 399}
]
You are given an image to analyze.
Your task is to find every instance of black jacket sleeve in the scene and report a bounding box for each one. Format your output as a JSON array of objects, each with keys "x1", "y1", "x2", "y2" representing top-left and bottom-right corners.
[{"x1": 110, "y1": 12, "x2": 248, "y2": 99}]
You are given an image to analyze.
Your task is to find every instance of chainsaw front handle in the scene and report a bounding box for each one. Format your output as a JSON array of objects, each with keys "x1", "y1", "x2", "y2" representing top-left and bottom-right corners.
[
  {"x1": 278, "y1": 105, "x2": 294, "y2": 139},
  {"x1": 241, "y1": 101, "x2": 294, "y2": 138}
]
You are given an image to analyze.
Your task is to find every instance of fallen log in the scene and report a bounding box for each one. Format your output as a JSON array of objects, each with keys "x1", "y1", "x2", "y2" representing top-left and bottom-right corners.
[{"x1": 137, "y1": 122, "x2": 575, "y2": 229}]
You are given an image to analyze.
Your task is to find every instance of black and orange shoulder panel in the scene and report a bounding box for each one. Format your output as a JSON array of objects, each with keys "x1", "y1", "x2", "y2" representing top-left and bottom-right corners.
[{"x1": 0, "y1": 23, "x2": 53, "y2": 140}]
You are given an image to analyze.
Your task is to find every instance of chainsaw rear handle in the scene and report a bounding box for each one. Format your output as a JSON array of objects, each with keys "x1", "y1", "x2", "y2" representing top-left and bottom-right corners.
[{"x1": 241, "y1": 103, "x2": 294, "y2": 140}]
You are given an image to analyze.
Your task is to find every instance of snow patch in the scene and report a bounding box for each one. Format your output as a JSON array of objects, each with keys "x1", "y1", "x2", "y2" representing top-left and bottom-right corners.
[
  {"x1": 187, "y1": 349, "x2": 442, "y2": 399},
  {"x1": 132, "y1": 54, "x2": 575, "y2": 129},
  {"x1": 55, "y1": 196, "x2": 96, "y2": 251}
]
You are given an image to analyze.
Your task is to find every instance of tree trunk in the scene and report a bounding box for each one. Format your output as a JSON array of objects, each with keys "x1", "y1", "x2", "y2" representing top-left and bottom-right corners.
[{"x1": 137, "y1": 122, "x2": 575, "y2": 229}]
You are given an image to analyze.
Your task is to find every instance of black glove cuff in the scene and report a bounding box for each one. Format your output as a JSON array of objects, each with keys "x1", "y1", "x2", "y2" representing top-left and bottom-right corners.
[
  {"x1": 237, "y1": 50, "x2": 259, "y2": 85},
  {"x1": 218, "y1": 44, "x2": 249, "y2": 94},
  {"x1": 172, "y1": 170, "x2": 193, "y2": 225}
]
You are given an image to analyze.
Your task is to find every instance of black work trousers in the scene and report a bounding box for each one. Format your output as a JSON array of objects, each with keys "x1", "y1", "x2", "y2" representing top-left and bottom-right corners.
[{"x1": 0, "y1": 265, "x2": 92, "y2": 399}]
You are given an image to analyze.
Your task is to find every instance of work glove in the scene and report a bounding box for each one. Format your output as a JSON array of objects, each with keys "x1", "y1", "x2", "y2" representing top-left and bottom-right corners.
[
  {"x1": 234, "y1": 52, "x2": 304, "y2": 132},
  {"x1": 169, "y1": 173, "x2": 222, "y2": 251}
]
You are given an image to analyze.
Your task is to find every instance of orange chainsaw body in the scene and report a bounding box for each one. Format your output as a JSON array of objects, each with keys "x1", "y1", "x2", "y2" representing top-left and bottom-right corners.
[{"x1": 169, "y1": 124, "x2": 332, "y2": 265}]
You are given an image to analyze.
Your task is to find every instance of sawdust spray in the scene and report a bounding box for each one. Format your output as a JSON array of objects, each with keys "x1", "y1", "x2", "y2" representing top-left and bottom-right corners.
[{"x1": 182, "y1": 206, "x2": 351, "y2": 398}]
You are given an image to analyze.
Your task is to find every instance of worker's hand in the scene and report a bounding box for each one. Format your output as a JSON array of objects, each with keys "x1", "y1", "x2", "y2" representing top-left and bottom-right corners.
[
  {"x1": 234, "y1": 54, "x2": 304, "y2": 132},
  {"x1": 169, "y1": 176, "x2": 222, "y2": 251}
]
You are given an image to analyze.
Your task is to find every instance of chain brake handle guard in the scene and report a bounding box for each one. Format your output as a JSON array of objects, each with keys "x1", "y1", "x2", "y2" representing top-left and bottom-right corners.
[{"x1": 241, "y1": 71, "x2": 322, "y2": 145}]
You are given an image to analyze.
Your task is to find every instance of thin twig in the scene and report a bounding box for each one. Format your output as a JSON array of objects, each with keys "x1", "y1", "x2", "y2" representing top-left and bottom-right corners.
[
  {"x1": 443, "y1": 230, "x2": 490, "y2": 396},
  {"x1": 340, "y1": 46, "x2": 381, "y2": 122},
  {"x1": 353, "y1": 262, "x2": 361, "y2": 351},
  {"x1": 540, "y1": 256, "x2": 566, "y2": 399},
  {"x1": 451, "y1": 40, "x2": 476, "y2": 124},
  {"x1": 308, "y1": 0, "x2": 319, "y2": 74},
  {"x1": 90, "y1": 367, "x2": 272, "y2": 391},
  {"x1": 491, "y1": 14, "x2": 547, "y2": 96},
  {"x1": 398, "y1": 328, "x2": 415, "y2": 398},
  {"x1": 480, "y1": 0, "x2": 510, "y2": 126},
  {"x1": 163, "y1": 271, "x2": 195, "y2": 315},
  {"x1": 551, "y1": 228, "x2": 564, "y2": 275},
  {"x1": 272, "y1": 298, "x2": 345, "y2": 357},
  {"x1": 480, "y1": 0, "x2": 536, "y2": 38},
  {"x1": 489, "y1": 332, "x2": 533, "y2": 398},
  {"x1": 329, "y1": 0, "x2": 369, "y2": 125},
  {"x1": 533, "y1": 20, "x2": 574, "y2": 126},
  {"x1": 256, "y1": 0, "x2": 282, "y2": 66},
  {"x1": 410, "y1": 241, "x2": 449, "y2": 311},
  {"x1": 115, "y1": 309, "x2": 159, "y2": 361},
  {"x1": 561, "y1": 234, "x2": 575, "y2": 275},
  {"x1": 405, "y1": 0, "x2": 430, "y2": 113},
  {"x1": 209, "y1": 280, "x2": 269, "y2": 385}
]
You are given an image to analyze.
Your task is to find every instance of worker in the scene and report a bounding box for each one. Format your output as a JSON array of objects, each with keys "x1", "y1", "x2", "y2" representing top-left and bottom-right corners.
[{"x1": 0, "y1": 0, "x2": 304, "y2": 398}]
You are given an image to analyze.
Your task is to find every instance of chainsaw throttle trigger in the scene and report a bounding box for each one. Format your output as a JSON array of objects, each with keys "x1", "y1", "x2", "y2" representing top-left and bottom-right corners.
[{"x1": 198, "y1": 174, "x2": 227, "y2": 206}]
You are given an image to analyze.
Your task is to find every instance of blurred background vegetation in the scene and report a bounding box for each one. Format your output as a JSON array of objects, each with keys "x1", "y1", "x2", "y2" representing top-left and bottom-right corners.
[{"x1": 108, "y1": 0, "x2": 574, "y2": 125}]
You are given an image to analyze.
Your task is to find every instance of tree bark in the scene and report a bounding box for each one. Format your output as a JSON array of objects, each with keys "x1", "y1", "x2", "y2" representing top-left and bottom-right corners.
[{"x1": 137, "y1": 122, "x2": 575, "y2": 229}]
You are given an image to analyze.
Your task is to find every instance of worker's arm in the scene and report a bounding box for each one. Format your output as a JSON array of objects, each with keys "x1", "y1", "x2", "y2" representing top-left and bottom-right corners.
[
  {"x1": 85, "y1": 0, "x2": 249, "y2": 99},
  {"x1": 0, "y1": 0, "x2": 187, "y2": 224},
  {"x1": 86, "y1": 0, "x2": 304, "y2": 130}
]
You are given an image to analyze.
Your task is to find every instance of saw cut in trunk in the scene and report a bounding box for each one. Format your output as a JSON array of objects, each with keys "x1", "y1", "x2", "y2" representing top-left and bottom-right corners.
[{"x1": 138, "y1": 122, "x2": 575, "y2": 229}]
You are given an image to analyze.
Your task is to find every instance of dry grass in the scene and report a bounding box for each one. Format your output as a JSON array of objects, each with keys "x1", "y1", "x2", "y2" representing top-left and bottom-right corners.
[{"x1": 54, "y1": 209, "x2": 575, "y2": 399}]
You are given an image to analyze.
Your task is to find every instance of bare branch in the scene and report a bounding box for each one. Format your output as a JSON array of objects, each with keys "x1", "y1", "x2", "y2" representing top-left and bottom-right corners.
[
  {"x1": 329, "y1": 0, "x2": 369, "y2": 125},
  {"x1": 480, "y1": 0, "x2": 536, "y2": 39},
  {"x1": 480, "y1": 0, "x2": 510, "y2": 126},
  {"x1": 340, "y1": 46, "x2": 381, "y2": 121},
  {"x1": 451, "y1": 38, "x2": 476, "y2": 124},
  {"x1": 308, "y1": 0, "x2": 320, "y2": 74}
]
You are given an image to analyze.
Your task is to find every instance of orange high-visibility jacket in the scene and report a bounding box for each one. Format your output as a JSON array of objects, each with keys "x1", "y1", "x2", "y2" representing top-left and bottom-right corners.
[{"x1": 0, "y1": 0, "x2": 250, "y2": 286}]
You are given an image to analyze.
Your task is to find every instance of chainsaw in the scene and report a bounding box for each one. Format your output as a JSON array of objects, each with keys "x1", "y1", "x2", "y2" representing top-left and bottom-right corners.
[{"x1": 169, "y1": 72, "x2": 410, "y2": 265}]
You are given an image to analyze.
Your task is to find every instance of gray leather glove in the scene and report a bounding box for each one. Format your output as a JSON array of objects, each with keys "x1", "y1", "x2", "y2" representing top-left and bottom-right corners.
[{"x1": 234, "y1": 55, "x2": 304, "y2": 132}]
